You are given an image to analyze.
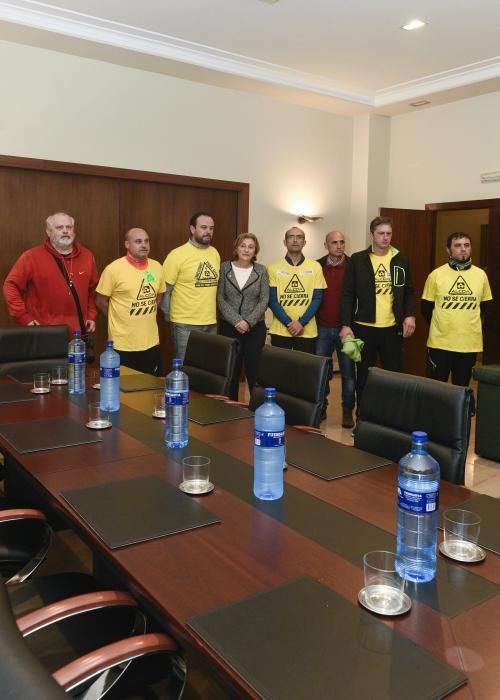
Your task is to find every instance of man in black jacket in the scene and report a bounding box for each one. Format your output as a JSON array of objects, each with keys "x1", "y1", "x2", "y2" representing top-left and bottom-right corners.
[{"x1": 340, "y1": 216, "x2": 415, "y2": 413}]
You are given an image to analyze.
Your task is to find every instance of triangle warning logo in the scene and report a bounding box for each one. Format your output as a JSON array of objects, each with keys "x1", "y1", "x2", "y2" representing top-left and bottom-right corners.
[
  {"x1": 136, "y1": 278, "x2": 156, "y2": 300},
  {"x1": 284, "y1": 274, "x2": 305, "y2": 294},
  {"x1": 448, "y1": 275, "x2": 472, "y2": 296},
  {"x1": 375, "y1": 264, "x2": 388, "y2": 280}
]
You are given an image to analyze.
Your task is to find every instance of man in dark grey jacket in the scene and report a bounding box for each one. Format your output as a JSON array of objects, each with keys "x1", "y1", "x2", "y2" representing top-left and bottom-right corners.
[{"x1": 340, "y1": 216, "x2": 415, "y2": 412}]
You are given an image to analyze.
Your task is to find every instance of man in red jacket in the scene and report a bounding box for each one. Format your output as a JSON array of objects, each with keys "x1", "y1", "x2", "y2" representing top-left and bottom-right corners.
[{"x1": 3, "y1": 212, "x2": 98, "y2": 335}]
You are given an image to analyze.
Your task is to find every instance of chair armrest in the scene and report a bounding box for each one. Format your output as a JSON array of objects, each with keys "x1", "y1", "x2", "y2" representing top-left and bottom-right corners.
[
  {"x1": 53, "y1": 633, "x2": 178, "y2": 692},
  {"x1": 293, "y1": 425, "x2": 325, "y2": 435},
  {"x1": 17, "y1": 591, "x2": 138, "y2": 636},
  {"x1": 0, "y1": 508, "x2": 47, "y2": 522}
]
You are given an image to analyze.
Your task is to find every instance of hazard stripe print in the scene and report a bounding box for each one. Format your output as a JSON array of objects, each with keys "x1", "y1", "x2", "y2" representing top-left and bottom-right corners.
[
  {"x1": 441, "y1": 302, "x2": 477, "y2": 310},
  {"x1": 130, "y1": 306, "x2": 157, "y2": 316}
]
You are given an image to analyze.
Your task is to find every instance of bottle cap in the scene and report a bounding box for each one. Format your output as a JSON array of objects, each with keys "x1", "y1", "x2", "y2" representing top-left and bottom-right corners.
[
  {"x1": 74, "y1": 330, "x2": 81, "y2": 337},
  {"x1": 106, "y1": 340, "x2": 114, "y2": 348},
  {"x1": 411, "y1": 430, "x2": 428, "y2": 442},
  {"x1": 264, "y1": 387, "x2": 276, "y2": 398},
  {"x1": 172, "y1": 358, "x2": 182, "y2": 368}
]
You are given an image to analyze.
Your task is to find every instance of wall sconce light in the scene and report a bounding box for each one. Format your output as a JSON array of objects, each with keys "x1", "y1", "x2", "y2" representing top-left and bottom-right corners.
[{"x1": 296, "y1": 215, "x2": 323, "y2": 224}]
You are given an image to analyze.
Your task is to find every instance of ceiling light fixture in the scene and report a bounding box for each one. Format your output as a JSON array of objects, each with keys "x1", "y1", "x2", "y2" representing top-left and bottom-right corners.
[
  {"x1": 401, "y1": 19, "x2": 426, "y2": 31},
  {"x1": 409, "y1": 99, "x2": 431, "y2": 107},
  {"x1": 297, "y1": 215, "x2": 323, "y2": 224}
]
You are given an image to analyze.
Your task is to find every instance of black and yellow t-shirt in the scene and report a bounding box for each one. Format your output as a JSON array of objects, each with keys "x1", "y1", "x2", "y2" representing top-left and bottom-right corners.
[
  {"x1": 96, "y1": 258, "x2": 166, "y2": 351},
  {"x1": 422, "y1": 264, "x2": 492, "y2": 352},
  {"x1": 267, "y1": 257, "x2": 326, "y2": 338},
  {"x1": 358, "y1": 251, "x2": 395, "y2": 328},
  {"x1": 163, "y1": 242, "x2": 220, "y2": 325}
]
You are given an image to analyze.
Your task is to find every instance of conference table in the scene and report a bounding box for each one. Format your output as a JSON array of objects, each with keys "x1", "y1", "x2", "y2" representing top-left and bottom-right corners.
[{"x1": 0, "y1": 371, "x2": 499, "y2": 699}]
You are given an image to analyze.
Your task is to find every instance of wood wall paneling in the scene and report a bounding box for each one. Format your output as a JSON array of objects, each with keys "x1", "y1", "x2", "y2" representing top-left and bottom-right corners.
[{"x1": 0, "y1": 155, "x2": 249, "y2": 369}]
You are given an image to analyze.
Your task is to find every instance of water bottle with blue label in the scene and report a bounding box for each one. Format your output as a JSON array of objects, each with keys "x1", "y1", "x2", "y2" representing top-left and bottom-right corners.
[
  {"x1": 99, "y1": 340, "x2": 120, "y2": 412},
  {"x1": 396, "y1": 431, "x2": 440, "y2": 583},
  {"x1": 164, "y1": 358, "x2": 189, "y2": 448},
  {"x1": 68, "y1": 329, "x2": 86, "y2": 395},
  {"x1": 253, "y1": 387, "x2": 285, "y2": 500}
]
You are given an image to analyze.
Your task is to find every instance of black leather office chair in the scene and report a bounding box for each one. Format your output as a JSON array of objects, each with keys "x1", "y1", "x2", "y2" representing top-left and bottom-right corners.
[
  {"x1": 0, "y1": 325, "x2": 69, "y2": 382},
  {"x1": 182, "y1": 331, "x2": 239, "y2": 396},
  {"x1": 0, "y1": 508, "x2": 53, "y2": 583},
  {"x1": 355, "y1": 367, "x2": 473, "y2": 484},
  {"x1": 1, "y1": 577, "x2": 182, "y2": 699},
  {"x1": 249, "y1": 345, "x2": 331, "y2": 428}
]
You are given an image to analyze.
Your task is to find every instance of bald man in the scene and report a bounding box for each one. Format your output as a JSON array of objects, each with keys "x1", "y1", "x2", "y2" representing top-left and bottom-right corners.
[
  {"x1": 316, "y1": 230, "x2": 355, "y2": 428},
  {"x1": 96, "y1": 228, "x2": 166, "y2": 375}
]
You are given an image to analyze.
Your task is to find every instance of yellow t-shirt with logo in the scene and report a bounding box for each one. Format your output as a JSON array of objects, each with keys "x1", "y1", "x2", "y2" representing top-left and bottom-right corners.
[
  {"x1": 96, "y1": 257, "x2": 166, "y2": 352},
  {"x1": 358, "y1": 251, "x2": 396, "y2": 328},
  {"x1": 268, "y1": 257, "x2": 326, "y2": 338},
  {"x1": 163, "y1": 242, "x2": 220, "y2": 325},
  {"x1": 422, "y1": 264, "x2": 492, "y2": 352}
]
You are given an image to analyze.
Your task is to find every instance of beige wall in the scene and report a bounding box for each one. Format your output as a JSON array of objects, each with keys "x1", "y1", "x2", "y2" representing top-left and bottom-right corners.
[
  {"x1": 0, "y1": 40, "x2": 354, "y2": 265},
  {"x1": 386, "y1": 91, "x2": 500, "y2": 209}
]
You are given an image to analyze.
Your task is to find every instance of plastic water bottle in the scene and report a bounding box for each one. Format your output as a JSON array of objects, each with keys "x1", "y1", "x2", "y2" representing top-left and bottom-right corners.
[
  {"x1": 253, "y1": 387, "x2": 285, "y2": 500},
  {"x1": 68, "y1": 329, "x2": 86, "y2": 395},
  {"x1": 99, "y1": 340, "x2": 120, "y2": 412},
  {"x1": 396, "y1": 431, "x2": 440, "y2": 583},
  {"x1": 164, "y1": 358, "x2": 189, "y2": 448}
]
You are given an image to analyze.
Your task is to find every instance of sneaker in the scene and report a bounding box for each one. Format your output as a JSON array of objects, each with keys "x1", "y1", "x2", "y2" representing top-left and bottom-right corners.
[{"x1": 342, "y1": 409, "x2": 354, "y2": 429}]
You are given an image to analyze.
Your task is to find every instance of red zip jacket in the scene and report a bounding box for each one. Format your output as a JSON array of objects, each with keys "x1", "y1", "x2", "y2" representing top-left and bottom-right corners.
[{"x1": 3, "y1": 239, "x2": 98, "y2": 334}]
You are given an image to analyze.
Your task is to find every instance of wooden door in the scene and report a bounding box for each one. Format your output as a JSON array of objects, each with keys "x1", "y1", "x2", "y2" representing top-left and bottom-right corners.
[{"x1": 379, "y1": 207, "x2": 434, "y2": 376}]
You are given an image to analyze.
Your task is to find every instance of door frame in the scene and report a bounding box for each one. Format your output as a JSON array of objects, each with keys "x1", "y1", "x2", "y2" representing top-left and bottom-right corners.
[{"x1": 425, "y1": 198, "x2": 500, "y2": 365}]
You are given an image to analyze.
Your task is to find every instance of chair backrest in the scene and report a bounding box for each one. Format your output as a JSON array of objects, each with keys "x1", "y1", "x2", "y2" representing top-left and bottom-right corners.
[
  {"x1": 0, "y1": 582, "x2": 67, "y2": 700},
  {"x1": 355, "y1": 367, "x2": 473, "y2": 484},
  {"x1": 182, "y1": 331, "x2": 239, "y2": 395},
  {"x1": 249, "y1": 345, "x2": 330, "y2": 428},
  {"x1": 0, "y1": 326, "x2": 69, "y2": 379}
]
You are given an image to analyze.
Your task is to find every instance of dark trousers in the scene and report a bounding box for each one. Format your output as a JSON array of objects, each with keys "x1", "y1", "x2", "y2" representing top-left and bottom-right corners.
[
  {"x1": 221, "y1": 320, "x2": 267, "y2": 401},
  {"x1": 117, "y1": 345, "x2": 161, "y2": 376},
  {"x1": 427, "y1": 348, "x2": 476, "y2": 386},
  {"x1": 354, "y1": 323, "x2": 402, "y2": 413},
  {"x1": 270, "y1": 334, "x2": 317, "y2": 354}
]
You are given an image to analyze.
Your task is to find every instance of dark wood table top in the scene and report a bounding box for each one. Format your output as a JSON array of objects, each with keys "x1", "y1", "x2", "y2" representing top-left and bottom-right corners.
[{"x1": 0, "y1": 374, "x2": 498, "y2": 699}]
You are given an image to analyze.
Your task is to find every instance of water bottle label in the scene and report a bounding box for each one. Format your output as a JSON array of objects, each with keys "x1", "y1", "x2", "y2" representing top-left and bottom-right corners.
[
  {"x1": 100, "y1": 367, "x2": 120, "y2": 379},
  {"x1": 254, "y1": 429, "x2": 285, "y2": 447},
  {"x1": 398, "y1": 486, "x2": 439, "y2": 514},
  {"x1": 68, "y1": 352, "x2": 85, "y2": 364},
  {"x1": 166, "y1": 391, "x2": 189, "y2": 406}
]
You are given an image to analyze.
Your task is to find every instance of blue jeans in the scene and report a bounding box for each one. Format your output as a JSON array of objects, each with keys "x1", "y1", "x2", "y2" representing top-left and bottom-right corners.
[
  {"x1": 170, "y1": 323, "x2": 217, "y2": 363},
  {"x1": 316, "y1": 325, "x2": 355, "y2": 410}
]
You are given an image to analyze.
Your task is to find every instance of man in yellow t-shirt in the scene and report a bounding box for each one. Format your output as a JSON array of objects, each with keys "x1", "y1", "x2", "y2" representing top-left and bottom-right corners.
[
  {"x1": 268, "y1": 227, "x2": 326, "y2": 354},
  {"x1": 422, "y1": 232, "x2": 492, "y2": 386},
  {"x1": 340, "y1": 216, "x2": 416, "y2": 411},
  {"x1": 161, "y1": 211, "x2": 220, "y2": 361},
  {"x1": 96, "y1": 228, "x2": 166, "y2": 375}
]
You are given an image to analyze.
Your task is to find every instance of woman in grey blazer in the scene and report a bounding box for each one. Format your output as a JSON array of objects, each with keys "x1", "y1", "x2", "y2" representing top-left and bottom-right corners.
[{"x1": 217, "y1": 233, "x2": 269, "y2": 400}]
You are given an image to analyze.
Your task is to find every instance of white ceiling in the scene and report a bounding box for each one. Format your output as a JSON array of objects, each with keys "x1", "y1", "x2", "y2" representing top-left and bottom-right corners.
[{"x1": 2, "y1": 0, "x2": 500, "y2": 115}]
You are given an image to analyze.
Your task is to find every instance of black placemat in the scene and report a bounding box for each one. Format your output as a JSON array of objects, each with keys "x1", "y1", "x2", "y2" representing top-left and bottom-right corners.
[
  {"x1": 189, "y1": 576, "x2": 466, "y2": 700},
  {"x1": 120, "y1": 375, "x2": 165, "y2": 392},
  {"x1": 61, "y1": 475, "x2": 220, "y2": 548},
  {"x1": 286, "y1": 432, "x2": 391, "y2": 480},
  {"x1": 0, "y1": 416, "x2": 102, "y2": 453},
  {"x1": 0, "y1": 383, "x2": 38, "y2": 404},
  {"x1": 189, "y1": 397, "x2": 253, "y2": 425},
  {"x1": 440, "y1": 494, "x2": 500, "y2": 555}
]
